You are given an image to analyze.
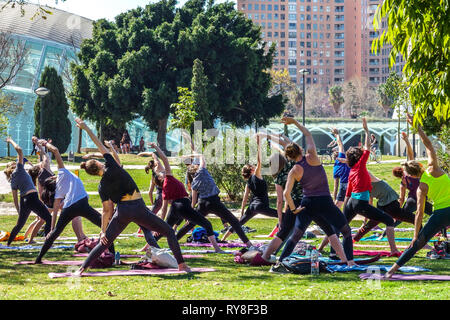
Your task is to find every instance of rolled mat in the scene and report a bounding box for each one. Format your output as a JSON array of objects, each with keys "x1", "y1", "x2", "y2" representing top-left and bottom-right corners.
[
  {"x1": 359, "y1": 273, "x2": 450, "y2": 281},
  {"x1": 327, "y1": 265, "x2": 430, "y2": 273},
  {"x1": 48, "y1": 268, "x2": 216, "y2": 278},
  {"x1": 353, "y1": 250, "x2": 404, "y2": 257}
]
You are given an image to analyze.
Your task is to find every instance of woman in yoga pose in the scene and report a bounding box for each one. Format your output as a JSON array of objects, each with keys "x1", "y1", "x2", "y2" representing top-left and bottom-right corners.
[
  {"x1": 340, "y1": 118, "x2": 400, "y2": 255},
  {"x1": 149, "y1": 142, "x2": 225, "y2": 253},
  {"x1": 33, "y1": 139, "x2": 115, "y2": 263},
  {"x1": 73, "y1": 119, "x2": 190, "y2": 275},
  {"x1": 222, "y1": 135, "x2": 279, "y2": 241},
  {"x1": 271, "y1": 117, "x2": 356, "y2": 272},
  {"x1": 330, "y1": 128, "x2": 351, "y2": 210},
  {"x1": 4, "y1": 137, "x2": 52, "y2": 245},
  {"x1": 386, "y1": 114, "x2": 450, "y2": 277}
]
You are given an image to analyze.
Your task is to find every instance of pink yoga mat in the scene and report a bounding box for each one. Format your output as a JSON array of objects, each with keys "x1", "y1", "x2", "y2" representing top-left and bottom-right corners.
[
  {"x1": 48, "y1": 268, "x2": 216, "y2": 278},
  {"x1": 359, "y1": 273, "x2": 450, "y2": 281},
  {"x1": 182, "y1": 242, "x2": 246, "y2": 248},
  {"x1": 353, "y1": 250, "x2": 404, "y2": 257},
  {"x1": 72, "y1": 254, "x2": 204, "y2": 259},
  {"x1": 354, "y1": 244, "x2": 409, "y2": 249}
]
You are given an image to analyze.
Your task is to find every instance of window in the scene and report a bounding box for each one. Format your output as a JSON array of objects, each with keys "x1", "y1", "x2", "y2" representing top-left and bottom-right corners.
[
  {"x1": 255, "y1": 4, "x2": 259, "y2": 10},
  {"x1": 13, "y1": 41, "x2": 43, "y2": 89},
  {"x1": 289, "y1": 41, "x2": 297, "y2": 48},
  {"x1": 248, "y1": 13, "x2": 252, "y2": 19},
  {"x1": 289, "y1": 59, "x2": 297, "y2": 65},
  {"x1": 289, "y1": 4, "x2": 296, "y2": 11},
  {"x1": 289, "y1": 14, "x2": 297, "y2": 20},
  {"x1": 261, "y1": 4, "x2": 265, "y2": 10},
  {"x1": 289, "y1": 49, "x2": 297, "y2": 57},
  {"x1": 289, "y1": 23, "x2": 296, "y2": 29},
  {"x1": 254, "y1": 13, "x2": 259, "y2": 19},
  {"x1": 289, "y1": 32, "x2": 297, "y2": 38},
  {"x1": 274, "y1": 5, "x2": 279, "y2": 10},
  {"x1": 300, "y1": 5, "x2": 305, "y2": 11},
  {"x1": 268, "y1": 14, "x2": 272, "y2": 20},
  {"x1": 268, "y1": 4, "x2": 272, "y2": 10}
]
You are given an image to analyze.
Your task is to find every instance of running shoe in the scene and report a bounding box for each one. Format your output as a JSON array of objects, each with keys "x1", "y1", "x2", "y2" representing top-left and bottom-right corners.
[
  {"x1": 242, "y1": 226, "x2": 257, "y2": 233},
  {"x1": 269, "y1": 263, "x2": 291, "y2": 274},
  {"x1": 220, "y1": 226, "x2": 231, "y2": 234}
]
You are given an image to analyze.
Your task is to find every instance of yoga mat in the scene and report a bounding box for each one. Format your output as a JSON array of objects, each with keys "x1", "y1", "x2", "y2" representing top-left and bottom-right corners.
[
  {"x1": 48, "y1": 268, "x2": 216, "y2": 278},
  {"x1": 327, "y1": 265, "x2": 430, "y2": 273},
  {"x1": 353, "y1": 250, "x2": 404, "y2": 257},
  {"x1": 289, "y1": 254, "x2": 380, "y2": 265},
  {"x1": 0, "y1": 244, "x2": 73, "y2": 250},
  {"x1": 181, "y1": 249, "x2": 236, "y2": 254},
  {"x1": 359, "y1": 273, "x2": 450, "y2": 281},
  {"x1": 359, "y1": 235, "x2": 437, "y2": 242},
  {"x1": 354, "y1": 244, "x2": 409, "y2": 249},
  {"x1": 72, "y1": 254, "x2": 205, "y2": 259},
  {"x1": 182, "y1": 242, "x2": 246, "y2": 248}
]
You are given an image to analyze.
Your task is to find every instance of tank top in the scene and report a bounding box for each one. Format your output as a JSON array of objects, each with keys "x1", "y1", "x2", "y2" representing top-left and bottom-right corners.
[
  {"x1": 162, "y1": 175, "x2": 189, "y2": 201},
  {"x1": 402, "y1": 175, "x2": 420, "y2": 200},
  {"x1": 247, "y1": 175, "x2": 269, "y2": 206},
  {"x1": 296, "y1": 157, "x2": 330, "y2": 197},
  {"x1": 420, "y1": 170, "x2": 450, "y2": 211}
]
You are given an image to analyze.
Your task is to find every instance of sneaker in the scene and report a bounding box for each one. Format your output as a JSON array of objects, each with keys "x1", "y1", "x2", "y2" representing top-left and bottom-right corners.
[
  {"x1": 242, "y1": 226, "x2": 256, "y2": 233},
  {"x1": 220, "y1": 226, "x2": 231, "y2": 234},
  {"x1": 269, "y1": 263, "x2": 290, "y2": 274},
  {"x1": 329, "y1": 254, "x2": 340, "y2": 261},
  {"x1": 247, "y1": 246, "x2": 260, "y2": 252}
]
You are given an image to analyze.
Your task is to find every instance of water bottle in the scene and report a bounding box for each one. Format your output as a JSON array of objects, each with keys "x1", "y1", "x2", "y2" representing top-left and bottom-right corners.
[
  {"x1": 310, "y1": 247, "x2": 319, "y2": 276},
  {"x1": 115, "y1": 252, "x2": 120, "y2": 265}
]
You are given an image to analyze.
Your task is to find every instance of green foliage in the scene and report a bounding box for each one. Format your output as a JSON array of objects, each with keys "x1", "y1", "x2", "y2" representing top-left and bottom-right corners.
[
  {"x1": 169, "y1": 87, "x2": 197, "y2": 131},
  {"x1": 376, "y1": 72, "x2": 405, "y2": 117},
  {"x1": 33, "y1": 66, "x2": 72, "y2": 152},
  {"x1": 328, "y1": 85, "x2": 344, "y2": 115},
  {"x1": 372, "y1": 1, "x2": 450, "y2": 131},
  {"x1": 380, "y1": 134, "x2": 385, "y2": 154},
  {"x1": 208, "y1": 163, "x2": 247, "y2": 201},
  {"x1": 191, "y1": 58, "x2": 211, "y2": 128},
  {"x1": 436, "y1": 126, "x2": 450, "y2": 173},
  {"x1": 0, "y1": 91, "x2": 22, "y2": 138}
]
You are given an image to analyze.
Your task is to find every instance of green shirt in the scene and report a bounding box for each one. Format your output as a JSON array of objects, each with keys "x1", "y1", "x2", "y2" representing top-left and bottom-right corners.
[
  {"x1": 275, "y1": 161, "x2": 304, "y2": 204},
  {"x1": 420, "y1": 170, "x2": 450, "y2": 211}
]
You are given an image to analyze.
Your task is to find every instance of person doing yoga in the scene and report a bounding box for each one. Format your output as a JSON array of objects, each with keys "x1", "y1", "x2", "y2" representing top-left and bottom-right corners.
[
  {"x1": 149, "y1": 142, "x2": 225, "y2": 253},
  {"x1": 330, "y1": 128, "x2": 351, "y2": 210},
  {"x1": 4, "y1": 137, "x2": 52, "y2": 246},
  {"x1": 73, "y1": 119, "x2": 190, "y2": 275},
  {"x1": 271, "y1": 117, "x2": 356, "y2": 273},
  {"x1": 34, "y1": 139, "x2": 115, "y2": 263},
  {"x1": 222, "y1": 135, "x2": 279, "y2": 241},
  {"x1": 386, "y1": 114, "x2": 450, "y2": 278},
  {"x1": 339, "y1": 118, "x2": 401, "y2": 256}
]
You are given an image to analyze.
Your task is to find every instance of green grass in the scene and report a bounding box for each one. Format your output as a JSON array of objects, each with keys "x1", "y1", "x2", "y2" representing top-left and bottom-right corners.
[{"x1": 0, "y1": 216, "x2": 448, "y2": 300}]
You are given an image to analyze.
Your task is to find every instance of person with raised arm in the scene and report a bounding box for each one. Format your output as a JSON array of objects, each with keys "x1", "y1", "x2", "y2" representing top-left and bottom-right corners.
[
  {"x1": 4, "y1": 137, "x2": 52, "y2": 245},
  {"x1": 221, "y1": 135, "x2": 279, "y2": 241},
  {"x1": 330, "y1": 128, "x2": 351, "y2": 209},
  {"x1": 34, "y1": 139, "x2": 114, "y2": 263},
  {"x1": 73, "y1": 118, "x2": 190, "y2": 275},
  {"x1": 270, "y1": 117, "x2": 356, "y2": 273},
  {"x1": 149, "y1": 141, "x2": 225, "y2": 253},
  {"x1": 339, "y1": 118, "x2": 401, "y2": 256},
  {"x1": 386, "y1": 114, "x2": 450, "y2": 278}
]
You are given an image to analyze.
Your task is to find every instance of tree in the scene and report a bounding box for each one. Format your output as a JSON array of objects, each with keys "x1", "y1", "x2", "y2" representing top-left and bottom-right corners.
[
  {"x1": 169, "y1": 87, "x2": 197, "y2": 131},
  {"x1": 328, "y1": 85, "x2": 344, "y2": 116},
  {"x1": 71, "y1": 0, "x2": 284, "y2": 152},
  {"x1": 34, "y1": 66, "x2": 72, "y2": 153},
  {"x1": 372, "y1": 0, "x2": 449, "y2": 131},
  {"x1": 305, "y1": 84, "x2": 331, "y2": 118},
  {"x1": 376, "y1": 72, "x2": 403, "y2": 118},
  {"x1": 0, "y1": 1, "x2": 67, "y2": 19},
  {"x1": 0, "y1": 92, "x2": 22, "y2": 138},
  {"x1": 0, "y1": 32, "x2": 27, "y2": 90},
  {"x1": 191, "y1": 59, "x2": 212, "y2": 129}
]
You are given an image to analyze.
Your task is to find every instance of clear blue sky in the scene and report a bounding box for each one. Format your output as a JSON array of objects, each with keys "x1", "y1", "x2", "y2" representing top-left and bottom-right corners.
[{"x1": 31, "y1": 0, "x2": 234, "y2": 21}]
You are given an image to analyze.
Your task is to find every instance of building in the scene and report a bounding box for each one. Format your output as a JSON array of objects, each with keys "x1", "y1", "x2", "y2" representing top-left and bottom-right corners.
[
  {"x1": 237, "y1": 0, "x2": 405, "y2": 88},
  {"x1": 0, "y1": 3, "x2": 93, "y2": 156}
]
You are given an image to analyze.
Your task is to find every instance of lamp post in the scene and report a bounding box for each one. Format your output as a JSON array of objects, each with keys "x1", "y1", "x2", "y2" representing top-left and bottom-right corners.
[
  {"x1": 299, "y1": 69, "x2": 309, "y2": 149},
  {"x1": 34, "y1": 87, "x2": 50, "y2": 139}
]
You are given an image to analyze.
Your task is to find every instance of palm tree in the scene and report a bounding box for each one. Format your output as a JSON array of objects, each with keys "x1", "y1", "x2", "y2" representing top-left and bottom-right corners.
[{"x1": 328, "y1": 85, "x2": 344, "y2": 116}]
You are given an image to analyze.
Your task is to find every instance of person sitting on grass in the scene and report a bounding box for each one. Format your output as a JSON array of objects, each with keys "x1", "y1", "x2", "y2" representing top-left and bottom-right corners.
[{"x1": 385, "y1": 114, "x2": 450, "y2": 278}]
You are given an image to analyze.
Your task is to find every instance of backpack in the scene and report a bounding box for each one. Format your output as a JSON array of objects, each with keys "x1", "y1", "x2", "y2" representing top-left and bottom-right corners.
[
  {"x1": 186, "y1": 227, "x2": 219, "y2": 243},
  {"x1": 89, "y1": 251, "x2": 114, "y2": 268},
  {"x1": 74, "y1": 238, "x2": 99, "y2": 253},
  {"x1": 281, "y1": 255, "x2": 331, "y2": 274}
]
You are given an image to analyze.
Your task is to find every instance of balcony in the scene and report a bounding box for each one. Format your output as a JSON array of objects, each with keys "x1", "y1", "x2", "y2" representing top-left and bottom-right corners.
[{"x1": 334, "y1": 43, "x2": 344, "y2": 49}]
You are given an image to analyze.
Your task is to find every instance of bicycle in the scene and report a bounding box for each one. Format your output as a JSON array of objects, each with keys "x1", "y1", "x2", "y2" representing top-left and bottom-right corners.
[
  {"x1": 370, "y1": 148, "x2": 382, "y2": 163},
  {"x1": 317, "y1": 147, "x2": 334, "y2": 165}
]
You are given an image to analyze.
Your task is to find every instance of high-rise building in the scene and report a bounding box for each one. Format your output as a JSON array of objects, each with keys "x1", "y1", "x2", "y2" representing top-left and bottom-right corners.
[{"x1": 237, "y1": 0, "x2": 404, "y2": 88}]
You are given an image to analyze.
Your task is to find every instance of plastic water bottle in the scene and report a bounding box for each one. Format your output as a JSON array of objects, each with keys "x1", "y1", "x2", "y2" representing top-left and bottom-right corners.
[
  {"x1": 115, "y1": 252, "x2": 120, "y2": 265},
  {"x1": 311, "y1": 247, "x2": 319, "y2": 276}
]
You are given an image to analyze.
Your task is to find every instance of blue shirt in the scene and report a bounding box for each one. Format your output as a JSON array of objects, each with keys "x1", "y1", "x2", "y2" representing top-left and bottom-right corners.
[
  {"x1": 191, "y1": 168, "x2": 220, "y2": 199},
  {"x1": 333, "y1": 152, "x2": 350, "y2": 184},
  {"x1": 10, "y1": 162, "x2": 36, "y2": 196}
]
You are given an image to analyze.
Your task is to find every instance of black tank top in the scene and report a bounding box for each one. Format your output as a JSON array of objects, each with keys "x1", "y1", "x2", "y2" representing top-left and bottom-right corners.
[{"x1": 248, "y1": 175, "x2": 269, "y2": 206}]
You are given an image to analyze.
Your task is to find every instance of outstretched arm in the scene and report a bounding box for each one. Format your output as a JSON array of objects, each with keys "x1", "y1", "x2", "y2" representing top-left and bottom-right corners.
[
  {"x1": 104, "y1": 140, "x2": 121, "y2": 166},
  {"x1": 407, "y1": 114, "x2": 438, "y2": 169},
  {"x1": 281, "y1": 117, "x2": 318, "y2": 159},
  {"x1": 6, "y1": 137, "x2": 23, "y2": 164},
  {"x1": 401, "y1": 132, "x2": 414, "y2": 161},
  {"x1": 74, "y1": 118, "x2": 109, "y2": 155},
  {"x1": 255, "y1": 135, "x2": 262, "y2": 179},
  {"x1": 335, "y1": 130, "x2": 345, "y2": 154},
  {"x1": 362, "y1": 117, "x2": 370, "y2": 151},
  {"x1": 150, "y1": 142, "x2": 172, "y2": 176},
  {"x1": 259, "y1": 132, "x2": 292, "y2": 148},
  {"x1": 42, "y1": 140, "x2": 64, "y2": 170}
]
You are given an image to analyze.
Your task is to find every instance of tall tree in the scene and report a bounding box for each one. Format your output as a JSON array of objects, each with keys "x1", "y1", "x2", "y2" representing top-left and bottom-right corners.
[
  {"x1": 34, "y1": 66, "x2": 72, "y2": 153},
  {"x1": 376, "y1": 72, "x2": 403, "y2": 118},
  {"x1": 373, "y1": 0, "x2": 450, "y2": 131},
  {"x1": 71, "y1": 0, "x2": 284, "y2": 152},
  {"x1": 328, "y1": 85, "x2": 344, "y2": 116},
  {"x1": 191, "y1": 58, "x2": 212, "y2": 129}
]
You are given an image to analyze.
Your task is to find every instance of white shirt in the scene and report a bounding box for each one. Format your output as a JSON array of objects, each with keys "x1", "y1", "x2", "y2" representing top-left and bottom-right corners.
[{"x1": 55, "y1": 168, "x2": 88, "y2": 209}]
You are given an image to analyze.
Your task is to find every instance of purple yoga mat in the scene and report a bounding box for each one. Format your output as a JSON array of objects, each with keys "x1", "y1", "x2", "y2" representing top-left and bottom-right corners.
[
  {"x1": 182, "y1": 242, "x2": 246, "y2": 248},
  {"x1": 72, "y1": 254, "x2": 204, "y2": 259},
  {"x1": 48, "y1": 268, "x2": 216, "y2": 278},
  {"x1": 17, "y1": 260, "x2": 83, "y2": 266},
  {"x1": 359, "y1": 273, "x2": 450, "y2": 281}
]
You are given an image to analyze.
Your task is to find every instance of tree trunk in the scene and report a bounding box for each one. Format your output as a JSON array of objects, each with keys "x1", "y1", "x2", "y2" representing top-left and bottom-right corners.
[
  {"x1": 77, "y1": 127, "x2": 82, "y2": 153},
  {"x1": 157, "y1": 117, "x2": 169, "y2": 155}
]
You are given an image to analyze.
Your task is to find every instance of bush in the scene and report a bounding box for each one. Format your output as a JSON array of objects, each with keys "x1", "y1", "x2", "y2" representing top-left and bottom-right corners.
[
  {"x1": 208, "y1": 164, "x2": 246, "y2": 201},
  {"x1": 437, "y1": 126, "x2": 450, "y2": 173}
]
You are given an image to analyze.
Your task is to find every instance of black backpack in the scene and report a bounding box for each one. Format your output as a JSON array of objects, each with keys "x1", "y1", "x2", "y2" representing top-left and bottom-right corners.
[{"x1": 281, "y1": 256, "x2": 331, "y2": 274}]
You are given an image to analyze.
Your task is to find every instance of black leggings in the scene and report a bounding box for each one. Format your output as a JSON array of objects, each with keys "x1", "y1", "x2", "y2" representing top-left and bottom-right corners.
[
  {"x1": 35, "y1": 197, "x2": 114, "y2": 262},
  {"x1": 396, "y1": 206, "x2": 450, "y2": 266},
  {"x1": 353, "y1": 200, "x2": 416, "y2": 241},
  {"x1": 157, "y1": 197, "x2": 215, "y2": 241},
  {"x1": 151, "y1": 191, "x2": 163, "y2": 213},
  {"x1": 176, "y1": 195, "x2": 250, "y2": 243},
  {"x1": 344, "y1": 198, "x2": 395, "y2": 227},
  {"x1": 279, "y1": 196, "x2": 354, "y2": 262},
  {"x1": 82, "y1": 199, "x2": 184, "y2": 269},
  {"x1": 239, "y1": 201, "x2": 278, "y2": 226},
  {"x1": 403, "y1": 197, "x2": 433, "y2": 216},
  {"x1": 8, "y1": 192, "x2": 52, "y2": 246}
]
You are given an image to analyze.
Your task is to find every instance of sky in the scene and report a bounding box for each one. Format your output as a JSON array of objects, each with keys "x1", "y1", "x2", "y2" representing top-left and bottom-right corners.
[{"x1": 30, "y1": 0, "x2": 234, "y2": 21}]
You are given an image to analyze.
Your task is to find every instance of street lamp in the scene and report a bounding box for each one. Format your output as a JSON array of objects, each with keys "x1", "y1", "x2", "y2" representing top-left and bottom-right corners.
[
  {"x1": 299, "y1": 69, "x2": 309, "y2": 149},
  {"x1": 34, "y1": 87, "x2": 50, "y2": 138}
]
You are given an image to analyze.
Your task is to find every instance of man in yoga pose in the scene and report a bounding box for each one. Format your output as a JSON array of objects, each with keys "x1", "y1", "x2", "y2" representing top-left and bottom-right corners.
[
  {"x1": 34, "y1": 139, "x2": 115, "y2": 263},
  {"x1": 271, "y1": 117, "x2": 356, "y2": 273},
  {"x1": 4, "y1": 137, "x2": 52, "y2": 245},
  {"x1": 386, "y1": 115, "x2": 450, "y2": 278},
  {"x1": 73, "y1": 119, "x2": 190, "y2": 275}
]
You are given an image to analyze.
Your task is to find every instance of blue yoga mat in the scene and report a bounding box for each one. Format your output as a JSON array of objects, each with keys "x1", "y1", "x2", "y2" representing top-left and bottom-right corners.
[
  {"x1": 327, "y1": 264, "x2": 431, "y2": 273},
  {"x1": 359, "y1": 235, "x2": 437, "y2": 242},
  {"x1": 289, "y1": 253, "x2": 380, "y2": 265},
  {"x1": 0, "y1": 244, "x2": 73, "y2": 250}
]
